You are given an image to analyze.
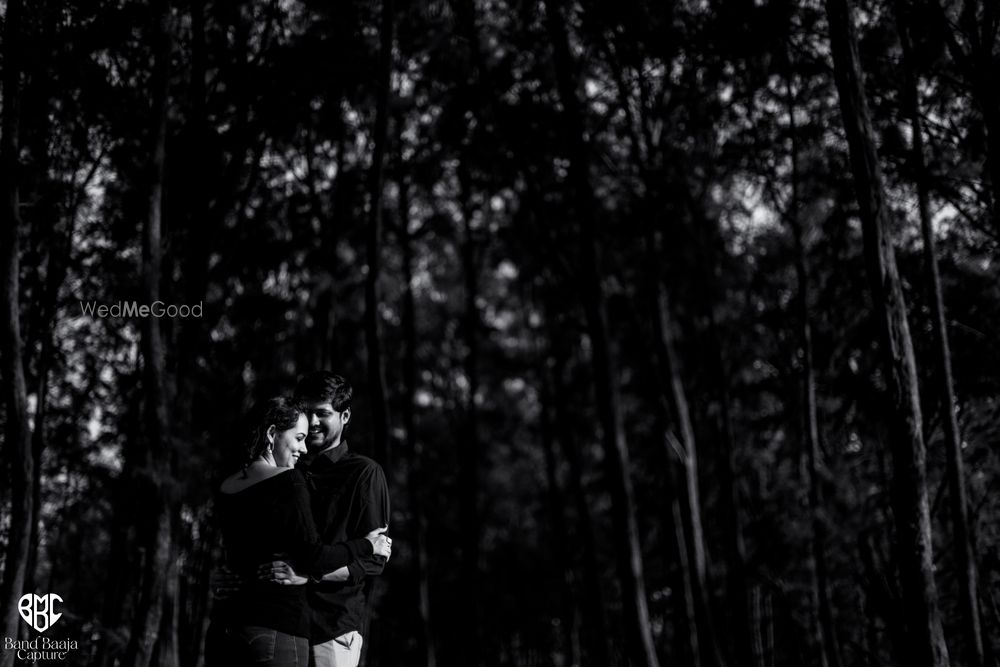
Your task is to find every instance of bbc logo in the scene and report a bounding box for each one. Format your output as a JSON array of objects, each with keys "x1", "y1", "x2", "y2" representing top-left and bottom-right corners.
[{"x1": 17, "y1": 594, "x2": 64, "y2": 633}]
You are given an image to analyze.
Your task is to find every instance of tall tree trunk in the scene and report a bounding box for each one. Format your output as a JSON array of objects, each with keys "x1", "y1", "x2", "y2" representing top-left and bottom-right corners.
[
  {"x1": 649, "y1": 279, "x2": 726, "y2": 667},
  {"x1": 893, "y1": 3, "x2": 984, "y2": 664},
  {"x1": 545, "y1": 5, "x2": 660, "y2": 666},
  {"x1": 125, "y1": 4, "x2": 178, "y2": 665},
  {"x1": 539, "y1": 363, "x2": 582, "y2": 667},
  {"x1": 358, "y1": 5, "x2": 395, "y2": 664},
  {"x1": 858, "y1": 532, "x2": 905, "y2": 664},
  {"x1": 824, "y1": 1, "x2": 949, "y2": 665},
  {"x1": 665, "y1": 452, "x2": 700, "y2": 667},
  {"x1": 682, "y1": 190, "x2": 752, "y2": 667},
  {"x1": 364, "y1": 0, "x2": 393, "y2": 469},
  {"x1": 457, "y1": 163, "x2": 483, "y2": 667},
  {"x1": 0, "y1": 2, "x2": 35, "y2": 663},
  {"x1": 96, "y1": 391, "x2": 143, "y2": 667},
  {"x1": 444, "y1": 4, "x2": 489, "y2": 658},
  {"x1": 25, "y1": 154, "x2": 101, "y2": 592},
  {"x1": 604, "y1": 31, "x2": 721, "y2": 665},
  {"x1": 314, "y1": 121, "x2": 348, "y2": 373},
  {"x1": 782, "y1": 58, "x2": 842, "y2": 667},
  {"x1": 156, "y1": 522, "x2": 181, "y2": 667},
  {"x1": 182, "y1": 518, "x2": 216, "y2": 667},
  {"x1": 127, "y1": 506, "x2": 175, "y2": 667},
  {"x1": 680, "y1": 194, "x2": 753, "y2": 666},
  {"x1": 712, "y1": 321, "x2": 752, "y2": 667},
  {"x1": 399, "y1": 179, "x2": 437, "y2": 667},
  {"x1": 644, "y1": 221, "x2": 720, "y2": 666},
  {"x1": 549, "y1": 341, "x2": 613, "y2": 667},
  {"x1": 170, "y1": 7, "x2": 215, "y2": 656},
  {"x1": 945, "y1": 0, "x2": 1000, "y2": 238},
  {"x1": 173, "y1": 0, "x2": 211, "y2": 435}
]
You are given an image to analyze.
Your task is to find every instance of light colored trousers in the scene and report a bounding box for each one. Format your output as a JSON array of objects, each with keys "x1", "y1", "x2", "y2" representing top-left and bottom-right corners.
[{"x1": 310, "y1": 631, "x2": 363, "y2": 667}]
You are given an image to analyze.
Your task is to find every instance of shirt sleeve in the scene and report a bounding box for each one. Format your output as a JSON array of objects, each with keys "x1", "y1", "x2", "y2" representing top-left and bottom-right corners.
[
  {"x1": 347, "y1": 462, "x2": 391, "y2": 580},
  {"x1": 354, "y1": 462, "x2": 390, "y2": 535}
]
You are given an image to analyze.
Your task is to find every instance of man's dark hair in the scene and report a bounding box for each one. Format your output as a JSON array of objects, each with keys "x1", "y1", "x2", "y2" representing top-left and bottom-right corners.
[
  {"x1": 239, "y1": 396, "x2": 303, "y2": 471},
  {"x1": 295, "y1": 372, "x2": 353, "y2": 412}
]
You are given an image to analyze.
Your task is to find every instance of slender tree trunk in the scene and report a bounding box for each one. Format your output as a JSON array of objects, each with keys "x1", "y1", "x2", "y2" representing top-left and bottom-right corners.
[
  {"x1": 749, "y1": 585, "x2": 774, "y2": 667},
  {"x1": 26, "y1": 160, "x2": 94, "y2": 591},
  {"x1": 980, "y1": 103, "x2": 1000, "y2": 238},
  {"x1": 127, "y1": 505, "x2": 175, "y2": 667},
  {"x1": 824, "y1": 1, "x2": 949, "y2": 665},
  {"x1": 0, "y1": 3, "x2": 35, "y2": 663},
  {"x1": 713, "y1": 326, "x2": 752, "y2": 667},
  {"x1": 680, "y1": 194, "x2": 753, "y2": 666},
  {"x1": 21, "y1": 29, "x2": 67, "y2": 591},
  {"x1": 355, "y1": 7, "x2": 387, "y2": 638},
  {"x1": 316, "y1": 122, "x2": 348, "y2": 372},
  {"x1": 893, "y1": 5, "x2": 985, "y2": 664},
  {"x1": 858, "y1": 532, "x2": 905, "y2": 664},
  {"x1": 545, "y1": 6, "x2": 660, "y2": 666},
  {"x1": 665, "y1": 454, "x2": 700, "y2": 667},
  {"x1": 605, "y1": 31, "x2": 721, "y2": 665},
  {"x1": 359, "y1": 19, "x2": 400, "y2": 646},
  {"x1": 125, "y1": 5, "x2": 178, "y2": 665},
  {"x1": 399, "y1": 179, "x2": 437, "y2": 667},
  {"x1": 173, "y1": 0, "x2": 212, "y2": 433},
  {"x1": 683, "y1": 191, "x2": 752, "y2": 667},
  {"x1": 861, "y1": 590, "x2": 883, "y2": 667},
  {"x1": 647, "y1": 251, "x2": 724, "y2": 667},
  {"x1": 170, "y1": 7, "x2": 215, "y2": 656},
  {"x1": 183, "y1": 518, "x2": 215, "y2": 667},
  {"x1": 156, "y1": 519, "x2": 181, "y2": 667},
  {"x1": 456, "y1": 163, "x2": 483, "y2": 667},
  {"x1": 549, "y1": 343, "x2": 613, "y2": 667},
  {"x1": 364, "y1": 0, "x2": 393, "y2": 469},
  {"x1": 442, "y1": 4, "x2": 489, "y2": 656},
  {"x1": 782, "y1": 60, "x2": 842, "y2": 667},
  {"x1": 96, "y1": 391, "x2": 142, "y2": 667},
  {"x1": 539, "y1": 364, "x2": 582, "y2": 667},
  {"x1": 951, "y1": 0, "x2": 1000, "y2": 238}
]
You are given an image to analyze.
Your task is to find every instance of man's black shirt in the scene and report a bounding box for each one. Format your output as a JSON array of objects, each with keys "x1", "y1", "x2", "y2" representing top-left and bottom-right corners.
[{"x1": 299, "y1": 441, "x2": 389, "y2": 643}]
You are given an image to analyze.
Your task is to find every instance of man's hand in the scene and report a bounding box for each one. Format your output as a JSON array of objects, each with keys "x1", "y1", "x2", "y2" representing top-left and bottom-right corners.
[
  {"x1": 210, "y1": 566, "x2": 244, "y2": 601},
  {"x1": 258, "y1": 560, "x2": 309, "y2": 586}
]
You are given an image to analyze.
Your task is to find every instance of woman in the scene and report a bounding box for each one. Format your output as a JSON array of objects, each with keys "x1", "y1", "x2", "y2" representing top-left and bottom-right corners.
[{"x1": 209, "y1": 396, "x2": 391, "y2": 666}]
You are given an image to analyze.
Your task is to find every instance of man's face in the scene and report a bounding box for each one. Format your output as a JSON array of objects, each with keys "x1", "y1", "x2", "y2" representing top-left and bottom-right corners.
[{"x1": 303, "y1": 400, "x2": 350, "y2": 452}]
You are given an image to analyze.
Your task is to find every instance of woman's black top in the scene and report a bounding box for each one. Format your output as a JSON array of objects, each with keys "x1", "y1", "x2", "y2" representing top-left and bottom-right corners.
[{"x1": 215, "y1": 468, "x2": 373, "y2": 638}]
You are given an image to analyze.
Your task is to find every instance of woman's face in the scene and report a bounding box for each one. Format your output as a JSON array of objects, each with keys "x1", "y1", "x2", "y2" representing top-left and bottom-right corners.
[{"x1": 270, "y1": 414, "x2": 309, "y2": 467}]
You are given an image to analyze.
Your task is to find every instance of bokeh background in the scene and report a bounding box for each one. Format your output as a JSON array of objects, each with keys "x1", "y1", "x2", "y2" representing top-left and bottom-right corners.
[{"x1": 0, "y1": 0, "x2": 999, "y2": 666}]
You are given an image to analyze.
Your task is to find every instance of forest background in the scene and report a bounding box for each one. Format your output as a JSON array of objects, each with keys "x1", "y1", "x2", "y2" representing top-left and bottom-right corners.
[{"x1": 1, "y1": 0, "x2": 999, "y2": 666}]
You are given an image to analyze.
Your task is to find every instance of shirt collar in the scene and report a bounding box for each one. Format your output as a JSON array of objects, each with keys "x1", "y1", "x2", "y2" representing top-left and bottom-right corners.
[
  {"x1": 298, "y1": 440, "x2": 350, "y2": 471},
  {"x1": 319, "y1": 439, "x2": 349, "y2": 465}
]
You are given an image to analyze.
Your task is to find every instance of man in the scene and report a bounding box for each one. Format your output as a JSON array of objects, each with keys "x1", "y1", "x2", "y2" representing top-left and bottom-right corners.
[{"x1": 294, "y1": 372, "x2": 390, "y2": 667}]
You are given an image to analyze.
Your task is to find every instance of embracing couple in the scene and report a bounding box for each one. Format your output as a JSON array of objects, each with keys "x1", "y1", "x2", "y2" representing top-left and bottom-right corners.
[{"x1": 207, "y1": 372, "x2": 391, "y2": 667}]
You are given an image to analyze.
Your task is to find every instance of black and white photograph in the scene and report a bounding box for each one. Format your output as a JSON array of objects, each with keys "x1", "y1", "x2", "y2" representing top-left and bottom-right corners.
[{"x1": 0, "y1": 0, "x2": 999, "y2": 665}]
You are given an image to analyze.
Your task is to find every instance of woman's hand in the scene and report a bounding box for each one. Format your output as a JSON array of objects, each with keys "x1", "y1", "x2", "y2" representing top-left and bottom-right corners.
[
  {"x1": 258, "y1": 560, "x2": 308, "y2": 586},
  {"x1": 210, "y1": 565, "x2": 243, "y2": 600},
  {"x1": 365, "y1": 526, "x2": 393, "y2": 559},
  {"x1": 321, "y1": 566, "x2": 350, "y2": 582}
]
